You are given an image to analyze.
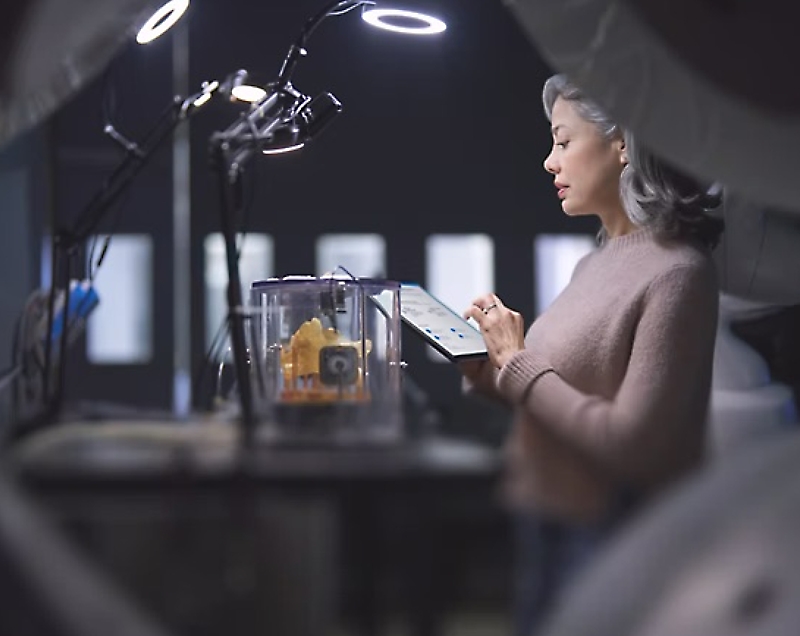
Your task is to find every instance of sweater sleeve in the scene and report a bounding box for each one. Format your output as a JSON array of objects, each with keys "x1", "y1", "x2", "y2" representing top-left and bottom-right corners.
[
  {"x1": 496, "y1": 262, "x2": 718, "y2": 483},
  {"x1": 462, "y1": 360, "x2": 506, "y2": 404},
  {"x1": 462, "y1": 253, "x2": 596, "y2": 405}
]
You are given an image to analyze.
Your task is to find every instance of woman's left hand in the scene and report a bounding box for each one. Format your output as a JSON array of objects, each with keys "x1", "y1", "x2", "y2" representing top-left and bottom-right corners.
[{"x1": 465, "y1": 293, "x2": 525, "y2": 369}]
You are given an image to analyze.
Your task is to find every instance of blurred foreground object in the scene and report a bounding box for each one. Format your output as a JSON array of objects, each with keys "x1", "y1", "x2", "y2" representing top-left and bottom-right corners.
[
  {"x1": 540, "y1": 429, "x2": 800, "y2": 636},
  {"x1": 715, "y1": 192, "x2": 800, "y2": 306},
  {"x1": 505, "y1": 0, "x2": 800, "y2": 211},
  {"x1": 707, "y1": 293, "x2": 797, "y2": 456},
  {"x1": 0, "y1": 472, "x2": 171, "y2": 636},
  {"x1": 0, "y1": 0, "x2": 173, "y2": 146},
  {"x1": 707, "y1": 192, "x2": 800, "y2": 454}
]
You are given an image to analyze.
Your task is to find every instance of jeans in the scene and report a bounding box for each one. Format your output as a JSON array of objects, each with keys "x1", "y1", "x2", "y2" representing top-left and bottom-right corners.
[{"x1": 512, "y1": 500, "x2": 636, "y2": 636}]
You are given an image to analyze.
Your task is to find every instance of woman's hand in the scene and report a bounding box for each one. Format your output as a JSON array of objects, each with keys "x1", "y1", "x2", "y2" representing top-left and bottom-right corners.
[
  {"x1": 457, "y1": 358, "x2": 487, "y2": 384},
  {"x1": 464, "y1": 294, "x2": 525, "y2": 369}
]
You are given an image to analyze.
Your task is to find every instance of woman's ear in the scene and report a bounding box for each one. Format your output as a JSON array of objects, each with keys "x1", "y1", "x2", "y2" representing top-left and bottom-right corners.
[{"x1": 618, "y1": 138, "x2": 628, "y2": 165}]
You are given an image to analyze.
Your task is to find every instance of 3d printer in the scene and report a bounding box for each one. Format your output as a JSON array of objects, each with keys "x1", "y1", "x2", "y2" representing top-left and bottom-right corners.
[{"x1": 250, "y1": 276, "x2": 403, "y2": 444}]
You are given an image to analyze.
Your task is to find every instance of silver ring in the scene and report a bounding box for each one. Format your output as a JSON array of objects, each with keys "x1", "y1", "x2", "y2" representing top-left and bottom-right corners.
[{"x1": 483, "y1": 303, "x2": 497, "y2": 315}]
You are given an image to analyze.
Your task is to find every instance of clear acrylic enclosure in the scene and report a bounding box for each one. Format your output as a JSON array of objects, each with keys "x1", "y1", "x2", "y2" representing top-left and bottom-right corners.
[{"x1": 249, "y1": 277, "x2": 403, "y2": 444}]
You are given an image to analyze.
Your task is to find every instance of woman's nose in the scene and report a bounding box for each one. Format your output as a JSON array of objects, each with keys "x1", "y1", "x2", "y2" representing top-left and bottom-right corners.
[{"x1": 543, "y1": 150, "x2": 557, "y2": 174}]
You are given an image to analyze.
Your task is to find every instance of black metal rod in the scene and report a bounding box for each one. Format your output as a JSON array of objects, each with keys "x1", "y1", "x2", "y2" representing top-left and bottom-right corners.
[
  {"x1": 51, "y1": 248, "x2": 75, "y2": 415},
  {"x1": 70, "y1": 97, "x2": 186, "y2": 246},
  {"x1": 211, "y1": 142, "x2": 256, "y2": 448},
  {"x1": 276, "y1": 0, "x2": 368, "y2": 87}
]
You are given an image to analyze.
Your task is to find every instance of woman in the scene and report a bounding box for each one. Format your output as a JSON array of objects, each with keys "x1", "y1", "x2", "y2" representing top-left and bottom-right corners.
[{"x1": 460, "y1": 74, "x2": 723, "y2": 636}]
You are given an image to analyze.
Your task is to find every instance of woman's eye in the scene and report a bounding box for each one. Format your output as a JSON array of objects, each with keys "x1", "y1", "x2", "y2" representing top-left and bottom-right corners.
[{"x1": 556, "y1": 141, "x2": 568, "y2": 149}]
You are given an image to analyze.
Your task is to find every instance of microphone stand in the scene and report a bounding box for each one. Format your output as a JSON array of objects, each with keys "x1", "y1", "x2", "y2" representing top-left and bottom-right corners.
[
  {"x1": 207, "y1": 142, "x2": 256, "y2": 447},
  {"x1": 207, "y1": 89, "x2": 297, "y2": 452},
  {"x1": 31, "y1": 87, "x2": 217, "y2": 434},
  {"x1": 206, "y1": 0, "x2": 369, "y2": 454},
  {"x1": 205, "y1": 4, "x2": 352, "y2": 450}
]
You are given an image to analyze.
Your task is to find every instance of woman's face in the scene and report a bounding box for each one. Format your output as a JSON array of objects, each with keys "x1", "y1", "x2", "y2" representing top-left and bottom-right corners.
[{"x1": 543, "y1": 97, "x2": 626, "y2": 219}]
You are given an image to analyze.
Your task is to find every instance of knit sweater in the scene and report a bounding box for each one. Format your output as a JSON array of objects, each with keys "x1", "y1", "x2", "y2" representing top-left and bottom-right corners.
[{"x1": 471, "y1": 229, "x2": 719, "y2": 521}]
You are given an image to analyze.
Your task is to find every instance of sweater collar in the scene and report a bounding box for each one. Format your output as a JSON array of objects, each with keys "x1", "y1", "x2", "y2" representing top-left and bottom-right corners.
[{"x1": 601, "y1": 227, "x2": 658, "y2": 254}]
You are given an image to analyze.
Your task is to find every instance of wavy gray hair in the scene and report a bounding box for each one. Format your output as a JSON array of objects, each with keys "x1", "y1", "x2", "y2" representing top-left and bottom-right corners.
[{"x1": 542, "y1": 74, "x2": 723, "y2": 248}]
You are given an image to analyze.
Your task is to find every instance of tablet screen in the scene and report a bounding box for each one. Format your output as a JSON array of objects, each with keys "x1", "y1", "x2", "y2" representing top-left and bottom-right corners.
[{"x1": 398, "y1": 283, "x2": 488, "y2": 361}]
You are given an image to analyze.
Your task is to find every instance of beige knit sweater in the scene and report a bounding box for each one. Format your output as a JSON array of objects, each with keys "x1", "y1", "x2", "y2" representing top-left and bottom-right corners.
[{"x1": 471, "y1": 229, "x2": 719, "y2": 521}]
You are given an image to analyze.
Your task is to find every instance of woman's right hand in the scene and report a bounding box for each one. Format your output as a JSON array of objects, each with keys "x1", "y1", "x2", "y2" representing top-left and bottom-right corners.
[{"x1": 457, "y1": 358, "x2": 487, "y2": 383}]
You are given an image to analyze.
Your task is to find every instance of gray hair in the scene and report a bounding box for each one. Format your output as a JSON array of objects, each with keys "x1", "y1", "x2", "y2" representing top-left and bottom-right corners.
[{"x1": 542, "y1": 74, "x2": 722, "y2": 248}]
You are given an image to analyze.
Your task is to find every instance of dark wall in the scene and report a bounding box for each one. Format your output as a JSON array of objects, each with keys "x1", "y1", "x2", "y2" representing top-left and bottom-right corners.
[
  {"x1": 45, "y1": 0, "x2": 597, "y2": 429},
  {"x1": 0, "y1": 127, "x2": 48, "y2": 424}
]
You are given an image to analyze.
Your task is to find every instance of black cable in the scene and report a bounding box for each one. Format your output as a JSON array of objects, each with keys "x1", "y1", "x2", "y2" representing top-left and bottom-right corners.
[
  {"x1": 276, "y1": 0, "x2": 373, "y2": 88},
  {"x1": 327, "y1": 265, "x2": 373, "y2": 376},
  {"x1": 192, "y1": 313, "x2": 231, "y2": 409},
  {"x1": 333, "y1": 264, "x2": 358, "y2": 281},
  {"x1": 87, "y1": 187, "x2": 134, "y2": 282},
  {"x1": 86, "y1": 235, "x2": 101, "y2": 282}
]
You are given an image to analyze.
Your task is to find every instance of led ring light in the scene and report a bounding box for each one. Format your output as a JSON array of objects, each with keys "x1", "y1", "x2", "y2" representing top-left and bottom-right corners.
[
  {"x1": 262, "y1": 143, "x2": 306, "y2": 155},
  {"x1": 231, "y1": 85, "x2": 268, "y2": 103},
  {"x1": 136, "y1": 0, "x2": 191, "y2": 44},
  {"x1": 361, "y1": 8, "x2": 446, "y2": 35}
]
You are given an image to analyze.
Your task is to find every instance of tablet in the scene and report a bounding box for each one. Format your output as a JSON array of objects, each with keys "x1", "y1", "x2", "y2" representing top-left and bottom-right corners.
[{"x1": 398, "y1": 283, "x2": 488, "y2": 361}]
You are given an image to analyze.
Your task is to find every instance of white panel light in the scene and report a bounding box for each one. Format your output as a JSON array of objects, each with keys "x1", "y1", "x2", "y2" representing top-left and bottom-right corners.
[
  {"x1": 87, "y1": 234, "x2": 153, "y2": 364},
  {"x1": 204, "y1": 233, "x2": 273, "y2": 351},
  {"x1": 534, "y1": 234, "x2": 595, "y2": 314},
  {"x1": 316, "y1": 234, "x2": 386, "y2": 278}
]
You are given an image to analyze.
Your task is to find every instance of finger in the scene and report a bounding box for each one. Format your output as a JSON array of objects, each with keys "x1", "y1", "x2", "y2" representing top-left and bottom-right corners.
[
  {"x1": 463, "y1": 304, "x2": 480, "y2": 320},
  {"x1": 465, "y1": 305, "x2": 485, "y2": 323},
  {"x1": 469, "y1": 294, "x2": 495, "y2": 311},
  {"x1": 488, "y1": 294, "x2": 507, "y2": 311}
]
